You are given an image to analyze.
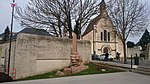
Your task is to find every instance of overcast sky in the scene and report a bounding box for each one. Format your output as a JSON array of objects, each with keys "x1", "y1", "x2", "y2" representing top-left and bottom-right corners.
[
  {"x1": 0, "y1": 0, "x2": 28, "y2": 34},
  {"x1": 0, "y1": 0, "x2": 150, "y2": 43}
]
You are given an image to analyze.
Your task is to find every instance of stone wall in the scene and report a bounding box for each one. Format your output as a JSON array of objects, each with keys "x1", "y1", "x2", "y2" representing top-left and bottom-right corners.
[
  {"x1": 0, "y1": 33, "x2": 91, "y2": 79},
  {"x1": 0, "y1": 42, "x2": 16, "y2": 76},
  {"x1": 127, "y1": 46, "x2": 142, "y2": 58},
  {"x1": 146, "y1": 43, "x2": 150, "y2": 60}
]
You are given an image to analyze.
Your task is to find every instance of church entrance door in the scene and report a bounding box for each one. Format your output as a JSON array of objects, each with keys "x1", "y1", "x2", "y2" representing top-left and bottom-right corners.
[{"x1": 103, "y1": 47, "x2": 109, "y2": 54}]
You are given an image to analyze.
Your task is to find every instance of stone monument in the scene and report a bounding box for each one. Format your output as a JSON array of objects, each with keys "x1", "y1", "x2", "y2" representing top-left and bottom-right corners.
[{"x1": 63, "y1": 32, "x2": 89, "y2": 74}]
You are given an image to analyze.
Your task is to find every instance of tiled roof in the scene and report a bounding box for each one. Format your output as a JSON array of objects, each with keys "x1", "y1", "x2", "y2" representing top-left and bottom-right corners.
[
  {"x1": 10, "y1": 28, "x2": 51, "y2": 40},
  {"x1": 18, "y1": 28, "x2": 51, "y2": 36},
  {"x1": 0, "y1": 28, "x2": 51, "y2": 41}
]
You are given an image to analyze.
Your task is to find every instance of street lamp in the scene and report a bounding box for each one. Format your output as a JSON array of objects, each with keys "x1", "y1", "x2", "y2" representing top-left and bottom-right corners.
[
  {"x1": 8, "y1": 0, "x2": 16, "y2": 75},
  {"x1": 93, "y1": 25, "x2": 96, "y2": 54}
]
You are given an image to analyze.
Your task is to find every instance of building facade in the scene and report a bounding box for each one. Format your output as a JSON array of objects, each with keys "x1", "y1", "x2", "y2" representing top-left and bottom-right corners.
[{"x1": 82, "y1": 0, "x2": 124, "y2": 58}]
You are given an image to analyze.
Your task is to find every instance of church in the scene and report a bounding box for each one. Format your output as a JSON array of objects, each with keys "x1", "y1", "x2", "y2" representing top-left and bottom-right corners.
[{"x1": 82, "y1": 0, "x2": 124, "y2": 58}]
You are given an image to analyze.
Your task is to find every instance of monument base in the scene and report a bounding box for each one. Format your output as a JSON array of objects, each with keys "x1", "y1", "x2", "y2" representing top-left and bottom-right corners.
[
  {"x1": 63, "y1": 65, "x2": 89, "y2": 74},
  {"x1": 62, "y1": 32, "x2": 89, "y2": 75}
]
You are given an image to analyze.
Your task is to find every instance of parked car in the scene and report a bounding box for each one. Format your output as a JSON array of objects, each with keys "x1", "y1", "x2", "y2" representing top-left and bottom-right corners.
[
  {"x1": 95, "y1": 55, "x2": 100, "y2": 60},
  {"x1": 92, "y1": 53, "x2": 99, "y2": 60},
  {"x1": 98, "y1": 53, "x2": 114, "y2": 61}
]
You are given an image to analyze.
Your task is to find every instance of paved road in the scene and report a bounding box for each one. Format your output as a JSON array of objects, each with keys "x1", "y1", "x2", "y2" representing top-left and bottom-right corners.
[{"x1": 2, "y1": 72, "x2": 150, "y2": 84}]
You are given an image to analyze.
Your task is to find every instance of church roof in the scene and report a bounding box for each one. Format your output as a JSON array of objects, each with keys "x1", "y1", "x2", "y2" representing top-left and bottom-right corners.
[
  {"x1": 82, "y1": 15, "x2": 101, "y2": 36},
  {"x1": 82, "y1": 0, "x2": 110, "y2": 37}
]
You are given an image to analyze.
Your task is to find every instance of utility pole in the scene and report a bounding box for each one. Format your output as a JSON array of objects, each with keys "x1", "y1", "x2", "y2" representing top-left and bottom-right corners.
[{"x1": 8, "y1": 0, "x2": 16, "y2": 75}]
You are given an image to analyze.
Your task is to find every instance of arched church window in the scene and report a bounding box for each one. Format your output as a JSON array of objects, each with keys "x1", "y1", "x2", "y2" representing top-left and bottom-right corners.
[
  {"x1": 108, "y1": 32, "x2": 110, "y2": 41},
  {"x1": 101, "y1": 32, "x2": 103, "y2": 41},
  {"x1": 104, "y1": 30, "x2": 107, "y2": 41}
]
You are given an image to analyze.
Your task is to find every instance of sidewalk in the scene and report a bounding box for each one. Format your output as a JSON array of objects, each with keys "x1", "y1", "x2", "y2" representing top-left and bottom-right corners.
[
  {"x1": 2, "y1": 72, "x2": 150, "y2": 84},
  {"x1": 91, "y1": 60, "x2": 150, "y2": 75},
  {"x1": 91, "y1": 60, "x2": 138, "y2": 69},
  {"x1": 113, "y1": 59, "x2": 150, "y2": 68},
  {"x1": 91, "y1": 59, "x2": 150, "y2": 68}
]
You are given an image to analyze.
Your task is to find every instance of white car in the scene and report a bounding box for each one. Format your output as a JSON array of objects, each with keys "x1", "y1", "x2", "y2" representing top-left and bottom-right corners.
[{"x1": 98, "y1": 54, "x2": 113, "y2": 61}]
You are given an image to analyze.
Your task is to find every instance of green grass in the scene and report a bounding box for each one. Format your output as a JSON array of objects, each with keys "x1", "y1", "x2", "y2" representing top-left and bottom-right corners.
[{"x1": 17, "y1": 63, "x2": 123, "y2": 81}]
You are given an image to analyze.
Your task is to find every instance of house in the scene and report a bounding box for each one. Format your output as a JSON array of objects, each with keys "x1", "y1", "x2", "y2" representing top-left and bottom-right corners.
[
  {"x1": 0, "y1": 32, "x2": 17, "y2": 43},
  {"x1": 0, "y1": 33, "x2": 4, "y2": 42},
  {"x1": 82, "y1": 0, "x2": 124, "y2": 58}
]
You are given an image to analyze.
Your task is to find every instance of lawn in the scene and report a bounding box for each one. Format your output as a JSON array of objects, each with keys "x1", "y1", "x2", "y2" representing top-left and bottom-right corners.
[{"x1": 17, "y1": 63, "x2": 123, "y2": 81}]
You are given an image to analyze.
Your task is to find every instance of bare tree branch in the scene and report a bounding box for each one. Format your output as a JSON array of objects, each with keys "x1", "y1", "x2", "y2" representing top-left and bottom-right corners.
[
  {"x1": 107, "y1": 0, "x2": 150, "y2": 63},
  {"x1": 15, "y1": 0, "x2": 100, "y2": 38}
]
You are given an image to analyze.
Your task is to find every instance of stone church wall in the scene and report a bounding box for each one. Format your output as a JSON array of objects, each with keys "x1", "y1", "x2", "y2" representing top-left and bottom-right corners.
[{"x1": 0, "y1": 33, "x2": 91, "y2": 79}]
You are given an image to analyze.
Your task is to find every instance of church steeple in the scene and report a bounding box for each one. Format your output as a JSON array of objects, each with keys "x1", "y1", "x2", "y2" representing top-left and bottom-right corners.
[{"x1": 99, "y1": 0, "x2": 107, "y2": 17}]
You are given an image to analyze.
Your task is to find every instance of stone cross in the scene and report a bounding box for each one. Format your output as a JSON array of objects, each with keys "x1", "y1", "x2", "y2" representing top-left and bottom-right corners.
[
  {"x1": 72, "y1": 32, "x2": 77, "y2": 54},
  {"x1": 70, "y1": 32, "x2": 81, "y2": 66},
  {"x1": 63, "y1": 32, "x2": 89, "y2": 74}
]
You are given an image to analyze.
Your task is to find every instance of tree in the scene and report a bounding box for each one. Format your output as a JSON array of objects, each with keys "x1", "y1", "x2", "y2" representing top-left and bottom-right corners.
[
  {"x1": 137, "y1": 29, "x2": 150, "y2": 50},
  {"x1": 3, "y1": 26, "x2": 10, "y2": 42},
  {"x1": 15, "y1": 0, "x2": 100, "y2": 38},
  {"x1": 127, "y1": 41, "x2": 135, "y2": 48},
  {"x1": 107, "y1": 0, "x2": 150, "y2": 63}
]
